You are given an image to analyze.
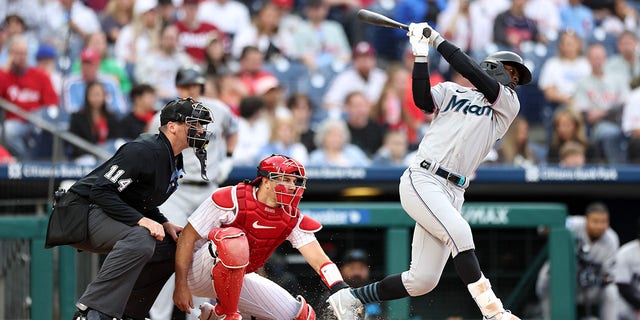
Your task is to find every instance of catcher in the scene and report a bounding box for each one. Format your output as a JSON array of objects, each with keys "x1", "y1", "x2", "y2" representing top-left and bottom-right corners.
[{"x1": 173, "y1": 154, "x2": 349, "y2": 319}]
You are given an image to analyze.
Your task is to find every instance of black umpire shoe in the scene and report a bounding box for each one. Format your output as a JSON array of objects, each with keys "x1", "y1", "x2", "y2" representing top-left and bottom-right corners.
[{"x1": 71, "y1": 308, "x2": 117, "y2": 320}]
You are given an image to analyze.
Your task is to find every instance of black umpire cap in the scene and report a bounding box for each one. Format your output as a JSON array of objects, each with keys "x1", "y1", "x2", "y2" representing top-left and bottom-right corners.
[{"x1": 160, "y1": 98, "x2": 211, "y2": 125}]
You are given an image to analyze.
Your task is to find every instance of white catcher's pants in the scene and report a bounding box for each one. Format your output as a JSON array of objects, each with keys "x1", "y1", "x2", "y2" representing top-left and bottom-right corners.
[
  {"x1": 187, "y1": 240, "x2": 301, "y2": 319},
  {"x1": 398, "y1": 166, "x2": 475, "y2": 296}
]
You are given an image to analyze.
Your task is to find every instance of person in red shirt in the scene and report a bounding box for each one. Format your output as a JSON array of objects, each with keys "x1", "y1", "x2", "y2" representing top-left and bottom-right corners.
[
  {"x1": 175, "y1": 0, "x2": 224, "y2": 63},
  {"x1": 0, "y1": 36, "x2": 59, "y2": 159}
]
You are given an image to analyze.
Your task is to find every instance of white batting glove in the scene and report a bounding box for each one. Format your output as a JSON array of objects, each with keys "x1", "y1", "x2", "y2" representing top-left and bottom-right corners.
[{"x1": 407, "y1": 22, "x2": 430, "y2": 57}]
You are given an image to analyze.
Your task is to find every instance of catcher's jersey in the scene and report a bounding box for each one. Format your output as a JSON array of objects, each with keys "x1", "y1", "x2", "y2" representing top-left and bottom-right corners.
[
  {"x1": 414, "y1": 82, "x2": 519, "y2": 177},
  {"x1": 187, "y1": 192, "x2": 316, "y2": 265},
  {"x1": 614, "y1": 239, "x2": 640, "y2": 288}
]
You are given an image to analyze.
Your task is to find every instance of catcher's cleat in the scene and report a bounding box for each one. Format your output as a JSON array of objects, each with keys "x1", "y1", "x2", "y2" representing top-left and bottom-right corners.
[
  {"x1": 327, "y1": 288, "x2": 364, "y2": 320},
  {"x1": 485, "y1": 310, "x2": 521, "y2": 320}
]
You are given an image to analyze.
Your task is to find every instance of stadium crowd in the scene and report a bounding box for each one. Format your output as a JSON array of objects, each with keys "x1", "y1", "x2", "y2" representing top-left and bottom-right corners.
[{"x1": 1, "y1": 0, "x2": 640, "y2": 168}]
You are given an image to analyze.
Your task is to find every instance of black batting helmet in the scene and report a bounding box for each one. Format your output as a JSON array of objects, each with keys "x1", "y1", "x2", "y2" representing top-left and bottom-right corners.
[
  {"x1": 480, "y1": 51, "x2": 532, "y2": 87},
  {"x1": 175, "y1": 65, "x2": 206, "y2": 87}
]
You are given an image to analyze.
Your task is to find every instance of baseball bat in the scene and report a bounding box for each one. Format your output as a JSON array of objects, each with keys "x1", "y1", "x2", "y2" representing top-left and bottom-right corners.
[{"x1": 356, "y1": 9, "x2": 431, "y2": 38}]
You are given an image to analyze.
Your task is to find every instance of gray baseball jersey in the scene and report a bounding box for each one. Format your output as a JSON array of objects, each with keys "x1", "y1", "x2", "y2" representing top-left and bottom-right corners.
[
  {"x1": 414, "y1": 82, "x2": 519, "y2": 177},
  {"x1": 614, "y1": 239, "x2": 640, "y2": 318},
  {"x1": 398, "y1": 81, "x2": 519, "y2": 296}
]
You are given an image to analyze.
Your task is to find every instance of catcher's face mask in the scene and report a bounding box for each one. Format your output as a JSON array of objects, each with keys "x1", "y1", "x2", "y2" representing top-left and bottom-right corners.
[{"x1": 255, "y1": 155, "x2": 307, "y2": 217}]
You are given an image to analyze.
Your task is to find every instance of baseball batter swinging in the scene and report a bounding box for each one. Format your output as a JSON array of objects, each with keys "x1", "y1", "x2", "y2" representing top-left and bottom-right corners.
[{"x1": 327, "y1": 22, "x2": 531, "y2": 320}]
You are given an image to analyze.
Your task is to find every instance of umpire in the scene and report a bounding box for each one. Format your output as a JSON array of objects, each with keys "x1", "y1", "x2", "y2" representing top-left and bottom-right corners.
[{"x1": 46, "y1": 98, "x2": 213, "y2": 320}]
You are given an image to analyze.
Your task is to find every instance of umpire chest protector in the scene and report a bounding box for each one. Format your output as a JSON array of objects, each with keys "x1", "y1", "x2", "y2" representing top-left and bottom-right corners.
[{"x1": 213, "y1": 183, "x2": 299, "y2": 273}]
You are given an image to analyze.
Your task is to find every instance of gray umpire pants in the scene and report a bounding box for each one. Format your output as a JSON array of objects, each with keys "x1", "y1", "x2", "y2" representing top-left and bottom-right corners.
[{"x1": 72, "y1": 205, "x2": 176, "y2": 319}]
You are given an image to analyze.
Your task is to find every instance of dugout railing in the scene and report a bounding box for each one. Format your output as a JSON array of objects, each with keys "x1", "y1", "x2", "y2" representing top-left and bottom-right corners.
[{"x1": 0, "y1": 202, "x2": 574, "y2": 320}]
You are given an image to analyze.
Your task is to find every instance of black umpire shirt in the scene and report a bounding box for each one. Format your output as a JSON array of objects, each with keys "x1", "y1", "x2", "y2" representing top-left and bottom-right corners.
[{"x1": 70, "y1": 132, "x2": 184, "y2": 226}]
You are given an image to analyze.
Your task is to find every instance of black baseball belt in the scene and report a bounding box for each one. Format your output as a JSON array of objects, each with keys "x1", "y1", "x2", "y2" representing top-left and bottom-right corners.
[{"x1": 420, "y1": 160, "x2": 467, "y2": 188}]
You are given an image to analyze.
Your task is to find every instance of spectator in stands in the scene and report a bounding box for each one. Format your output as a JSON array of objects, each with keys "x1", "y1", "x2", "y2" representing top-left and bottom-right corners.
[
  {"x1": 467, "y1": 0, "x2": 511, "y2": 53},
  {"x1": 157, "y1": 0, "x2": 177, "y2": 25},
  {"x1": 559, "y1": 0, "x2": 595, "y2": 39},
  {"x1": 237, "y1": 46, "x2": 278, "y2": 96},
  {"x1": 119, "y1": 84, "x2": 157, "y2": 140},
  {"x1": 308, "y1": 118, "x2": 370, "y2": 167},
  {"x1": 286, "y1": 92, "x2": 316, "y2": 153},
  {"x1": 538, "y1": 30, "x2": 590, "y2": 137},
  {"x1": 72, "y1": 31, "x2": 132, "y2": 94},
  {"x1": 436, "y1": 0, "x2": 475, "y2": 54},
  {"x1": 255, "y1": 73, "x2": 290, "y2": 120},
  {"x1": 232, "y1": 0, "x2": 296, "y2": 62},
  {"x1": 558, "y1": 141, "x2": 587, "y2": 167},
  {"x1": 497, "y1": 116, "x2": 540, "y2": 166},
  {"x1": 0, "y1": 36, "x2": 59, "y2": 159},
  {"x1": 67, "y1": 81, "x2": 121, "y2": 162},
  {"x1": 257, "y1": 115, "x2": 310, "y2": 164},
  {"x1": 622, "y1": 76, "x2": 640, "y2": 163},
  {"x1": 0, "y1": 13, "x2": 38, "y2": 67},
  {"x1": 175, "y1": 0, "x2": 222, "y2": 64},
  {"x1": 233, "y1": 96, "x2": 271, "y2": 165},
  {"x1": 547, "y1": 107, "x2": 600, "y2": 164},
  {"x1": 537, "y1": 202, "x2": 619, "y2": 320},
  {"x1": 372, "y1": 130, "x2": 411, "y2": 166},
  {"x1": 218, "y1": 71, "x2": 248, "y2": 115},
  {"x1": 371, "y1": 64, "x2": 416, "y2": 145},
  {"x1": 573, "y1": 43, "x2": 628, "y2": 164},
  {"x1": 344, "y1": 91, "x2": 386, "y2": 157},
  {"x1": 197, "y1": 0, "x2": 251, "y2": 42},
  {"x1": 524, "y1": 0, "x2": 561, "y2": 39},
  {"x1": 293, "y1": 0, "x2": 351, "y2": 72},
  {"x1": 100, "y1": 0, "x2": 135, "y2": 46},
  {"x1": 605, "y1": 30, "x2": 640, "y2": 86},
  {"x1": 35, "y1": 44, "x2": 62, "y2": 94},
  {"x1": 203, "y1": 31, "x2": 233, "y2": 76},
  {"x1": 323, "y1": 41, "x2": 387, "y2": 119},
  {"x1": 114, "y1": 0, "x2": 162, "y2": 80},
  {"x1": 0, "y1": 0, "x2": 45, "y2": 38},
  {"x1": 493, "y1": 0, "x2": 544, "y2": 52},
  {"x1": 134, "y1": 24, "x2": 193, "y2": 104},
  {"x1": 43, "y1": 0, "x2": 101, "y2": 63},
  {"x1": 613, "y1": 0, "x2": 638, "y2": 31},
  {"x1": 611, "y1": 217, "x2": 640, "y2": 320},
  {"x1": 63, "y1": 48, "x2": 128, "y2": 117}
]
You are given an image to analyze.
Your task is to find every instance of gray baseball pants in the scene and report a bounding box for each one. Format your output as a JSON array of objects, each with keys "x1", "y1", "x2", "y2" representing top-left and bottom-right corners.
[{"x1": 72, "y1": 205, "x2": 176, "y2": 319}]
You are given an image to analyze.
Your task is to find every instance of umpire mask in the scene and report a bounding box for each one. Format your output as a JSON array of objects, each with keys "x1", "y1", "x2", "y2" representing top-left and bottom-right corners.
[{"x1": 161, "y1": 98, "x2": 214, "y2": 179}]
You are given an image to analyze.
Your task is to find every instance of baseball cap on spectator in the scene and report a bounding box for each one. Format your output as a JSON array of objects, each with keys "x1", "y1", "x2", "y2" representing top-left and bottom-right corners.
[
  {"x1": 134, "y1": 0, "x2": 158, "y2": 15},
  {"x1": 342, "y1": 249, "x2": 368, "y2": 266},
  {"x1": 352, "y1": 41, "x2": 375, "y2": 58},
  {"x1": 254, "y1": 74, "x2": 281, "y2": 95},
  {"x1": 80, "y1": 48, "x2": 101, "y2": 63},
  {"x1": 36, "y1": 44, "x2": 57, "y2": 61},
  {"x1": 271, "y1": 0, "x2": 293, "y2": 8}
]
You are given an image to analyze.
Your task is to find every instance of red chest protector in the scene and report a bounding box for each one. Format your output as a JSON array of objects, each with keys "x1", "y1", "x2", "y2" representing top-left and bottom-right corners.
[{"x1": 212, "y1": 183, "x2": 299, "y2": 273}]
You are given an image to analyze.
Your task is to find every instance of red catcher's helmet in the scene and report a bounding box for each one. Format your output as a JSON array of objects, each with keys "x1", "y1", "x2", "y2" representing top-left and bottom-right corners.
[{"x1": 254, "y1": 154, "x2": 307, "y2": 216}]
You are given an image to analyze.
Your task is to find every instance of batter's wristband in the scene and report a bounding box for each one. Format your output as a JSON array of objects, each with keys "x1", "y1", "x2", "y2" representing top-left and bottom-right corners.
[
  {"x1": 320, "y1": 262, "x2": 344, "y2": 288},
  {"x1": 330, "y1": 281, "x2": 349, "y2": 294}
]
